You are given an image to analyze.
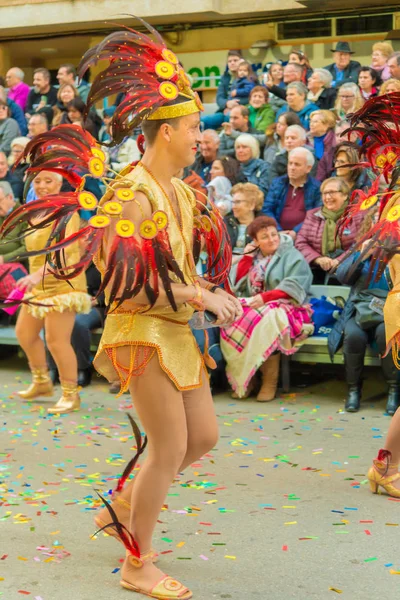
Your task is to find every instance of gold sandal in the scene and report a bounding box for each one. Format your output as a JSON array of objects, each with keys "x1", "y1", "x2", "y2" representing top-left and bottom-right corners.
[
  {"x1": 368, "y1": 449, "x2": 400, "y2": 498},
  {"x1": 120, "y1": 554, "x2": 192, "y2": 599}
]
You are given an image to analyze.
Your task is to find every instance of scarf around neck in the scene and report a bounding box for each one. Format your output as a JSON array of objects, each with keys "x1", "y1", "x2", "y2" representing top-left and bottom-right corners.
[{"x1": 321, "y1": 203, "x2": 347, "y2": 255}]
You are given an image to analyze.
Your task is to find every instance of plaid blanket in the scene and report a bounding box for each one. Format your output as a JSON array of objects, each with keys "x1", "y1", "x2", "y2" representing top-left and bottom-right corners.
[{"x1": 0, "y1": 263, "x2": 27, "y2": 298}]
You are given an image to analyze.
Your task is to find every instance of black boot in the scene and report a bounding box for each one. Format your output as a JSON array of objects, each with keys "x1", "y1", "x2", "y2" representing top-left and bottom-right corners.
[
  {"x1": 386, "y1": 384, "x2": 400, "y2": 416},
  {"x1": 78, "y1": 368, "x2": 92, "y2": 388},
  {"x1": 345, "y1": 385, "x2": 362, "y2": 412}
]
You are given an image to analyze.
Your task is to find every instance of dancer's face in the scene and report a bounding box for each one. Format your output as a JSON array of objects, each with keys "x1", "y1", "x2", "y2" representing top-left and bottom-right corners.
[{"x1": 167, "y1": 112, "x2": 202, "y2": 168}]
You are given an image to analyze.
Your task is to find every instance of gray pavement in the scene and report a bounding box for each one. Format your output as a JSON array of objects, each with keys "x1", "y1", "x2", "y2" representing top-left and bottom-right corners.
[{"x1": 1, "y1": 355, "x2": 400, "y2": 600}]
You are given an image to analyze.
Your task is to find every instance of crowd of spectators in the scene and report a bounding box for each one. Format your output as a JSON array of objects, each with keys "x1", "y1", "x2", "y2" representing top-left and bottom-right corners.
[{"x1": 0, "y1": 39, "x2": 399, "y2": 412}]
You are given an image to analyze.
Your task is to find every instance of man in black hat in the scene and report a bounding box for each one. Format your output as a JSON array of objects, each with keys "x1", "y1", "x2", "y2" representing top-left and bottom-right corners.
[{"x1": 324, "y1": 41, "x2": 361, "y2": 87}]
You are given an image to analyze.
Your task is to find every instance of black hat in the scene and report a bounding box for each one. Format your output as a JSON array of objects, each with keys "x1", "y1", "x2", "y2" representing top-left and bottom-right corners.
[{"x1": 331, "y1": 41, "x2": 355, "y2": 54}]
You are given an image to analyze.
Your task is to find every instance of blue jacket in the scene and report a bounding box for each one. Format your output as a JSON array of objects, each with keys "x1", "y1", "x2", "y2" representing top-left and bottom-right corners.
[
  {"x1": 262, "y1": 174, "x2": 321, "y2": 232},
  {"x1": 216, "y1": 68, "x2": 250, "y2": 111},
  {"x1": 240, "y1": 158, "x2": 270, "y2": 198},
  {"x1": 230, "y1": 77, "x2": 255, "y2": 99},
  {"x1": 7, "y1": 99, "x2": 27, "y2": 136},
  {"x1": 276, "y1": 100, "x2": 319, "y2": 130},
  {"x1": 324, "y1": 60, "x2": 361, "y2": 87}
]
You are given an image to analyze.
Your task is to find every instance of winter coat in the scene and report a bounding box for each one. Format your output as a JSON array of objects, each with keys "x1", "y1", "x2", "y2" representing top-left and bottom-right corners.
[
  {"x1": 308, "y1": 87, "x2": 337, "y2": 110},
  {"x1": 268, "y1": 145, "x2": 317, "y2": 183},
  {"x1": 224, "y1": 212, "x2": 261, "y2": 249},
  {"x1": 263, "y1": 133, "x2": 284, "y2": 164},
  {"x1": 248, "y1": 103, "x2": 275, "y2": 132},
  {"x1": 324, "y1": 60, "x2": 361, "y2": 87},
  {"x1": 219, "y1": 126, "x2": 266, "y2": 157},
  {"x1": 309, "y1": 129, "x2": 337, "y2": 181},
  {"x1": 0, "y1": 201, "x2": 26, "y2": 262},
  {"x1": 0, "y1": 118, "x2": 20, "y2": 155},
  {"x1": 295, "y1": 206, "x2": 363, "y2": 264},
  {"x1": 6, "y1": 99, "x2": 27, "y2": 136},
  {"x1": 216, "y1": 68, "x2": 250, "y2": 111},
  {"x1": 230, "y1": 77, "x2": 255, "y2": 99},
  {"x1": 233, "y1": 234, "x2": 312, "y2": 304},
  {"x1": 276, "y1": 100, "x2": 320, "y2": 130},
  {"x1": 239, "y1": 158, "x2": 270, "y2": 198},
  {"x1": 262, "y1": 174, "x2": 322, "y2": 232},
  {"x1": 327, "y1": 253, "x2": 390, "y2": 359}
]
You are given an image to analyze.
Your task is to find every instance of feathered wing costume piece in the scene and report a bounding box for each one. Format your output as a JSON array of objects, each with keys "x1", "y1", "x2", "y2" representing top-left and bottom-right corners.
[
  {"x1": 114, "y1": 414, "x2": 147, "y2": 495},
  {"x1": 94, "y1": 491, "x2": 140, "y2": 558}
]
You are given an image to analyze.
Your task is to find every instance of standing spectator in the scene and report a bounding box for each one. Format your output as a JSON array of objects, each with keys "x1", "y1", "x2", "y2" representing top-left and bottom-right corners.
[
  {"x1": 201, "y1": 50, "x2": 243, "y2": 130},
  {"x1": 52, "y1": 83, "x2": 79, "y2": 126},
  {"x1": 308, "y1": 110, "x2": 337, "y2": 181},
  {"x1": 268, "y1": 124, "x2": 312, "y2": 182},
  {"x1": 333, "y1": 83, "x2": 364, "y2": 121},
  {"x1": 26, "y1": 68, "x2": 58, "y2": 116},
  {"x1": 56, "y1": 63, "x2": 90, "y2": 102},
  {"x1": 263, "y1": 112, "x2": 301, "y2": 164},
  {"x1": 262, "y1": 147, "x2": 321, "y2": 238},
  {"x1": 379, "y1": 79, "x2": 400, "y2": 95},
  {"x1": 295, "y1": 178, "x2": 361, "y2": 282},
  {"x1": 247, "y1": 86, "x2": 274, "y2": 133},
  {"x1": 324, "y1": 41, "x2": 361, "y2": 87},
  {"x1": 191, "y1": 130, "x2": 220, "y2": 183},
  {"x1": 276, "y1": 82, "x2": 319, "y2": 130},
  {"x1": 387, "y1": 52, "x2": 400, "y2": 81},
  {"x1": 333, "y1": 143, "x2": 372, "y2": 193},
  {"x1": 0, "y1": 151, "x2": 23, "y2": 200},
  {"x1": 219, "y1": 105, "x2": 265, "y2": 157},
  {"x1": 371, "y1": 42, "x2": 394, "y2": 82},
  {"x1": 358, "y1": 67, "x2": 381, "y2": 101},
  {"x1": 5, "y1": 68, "x2": 30, "y2": 111},
  {"x1": 307, "y1": 68, "x2": 337, "y2": 109},
  {"x1": 229, "y1": 60, "x2": 255, "y2": 102},
  {"x1": 264, "y1": 63, "x2": 303, "y2": 101},
  {"x1": 224, "y1": 182, "x2": 263, "y2": 253},
  {"x1": 27, "y1": 113, "x2": 49, "y2": 138},
  {"x1": 0, "y1": 101, "x2": 20, "y2": 155},
  {"x1": 209, "y1": 156, "x2": 243, "y2": 185},
  {"x1": 234, "y1": 134, "x2": 270, "y2": 199},
  {"x1": 289, "y1": 49, "x2": 313, "y2": 83}
]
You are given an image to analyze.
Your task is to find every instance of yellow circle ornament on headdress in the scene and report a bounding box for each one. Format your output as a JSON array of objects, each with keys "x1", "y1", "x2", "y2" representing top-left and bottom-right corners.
[
  {"x1": 139, "y1": 219, "x2": 158, "y2": 239},
  {"x1": 162, "y1": 48, "x2": 179, "y2": 65},
  {"x1": 360, "y1": 195, "x2": 379, "y2": 210},
  {"x1": 152, "y1": 210, "x2": 168, "y2": 231},
  {"x1": 89, "y1": 214, "x2": 110, "y2": 229},
  {"x1": 89, "y1": 156, "x2": 106, "y2": 178},
  {"x1": 386, "y1": 206, "x2": 400, "y2": 222},
  {"x1": 78, "y1": 191, "x2": 98, "y2": 210},
  {"x1": 201, "y1": 215, "x2": 212, "y2": 232},
  {"x1": 158, "y1": 81, "x2": 179, "y2": 101},
  {"x1": 116, "y1": 188, "x2": 135, "y2": 202},
  {"x1": 91, "y1": 147, "x2": 106, "y2": 162},
  {"x1": 155, "y1": 60, "x2": 175, "y2": 80},
  {"x1": 115, "y1": 219, "x2": 135, "y2": 238},
  {"x1": 103, "y1": 201, "x2": 123, "y2": 216}
]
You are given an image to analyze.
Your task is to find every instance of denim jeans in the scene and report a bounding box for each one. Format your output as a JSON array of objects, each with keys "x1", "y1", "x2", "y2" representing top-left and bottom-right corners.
[{"x1": 201, "y1": 112, "x2": 228, "y2": 130}]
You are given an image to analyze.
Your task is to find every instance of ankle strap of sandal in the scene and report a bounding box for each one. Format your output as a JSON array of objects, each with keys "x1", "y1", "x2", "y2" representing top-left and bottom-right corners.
[{"x1": 129, "y1": 550, "x2": 154, "y2": 568}]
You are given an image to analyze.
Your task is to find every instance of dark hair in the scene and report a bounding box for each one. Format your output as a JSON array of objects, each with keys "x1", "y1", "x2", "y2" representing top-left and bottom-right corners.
[
  {"x1": 141, "y1": 97, "x2": 189, "y2": 146},
  {"x1": 359, "y1": 66, "x2": 382, "y2": 87},
  {"x1": 213, "y1": 156, "x2": 243, "y2": 184},
  {"x1": 227, "y1": 50, "x2": 242, "y2": 59},
  {"x1": 250, "y1": 85, "x2": 269, "y2": 102},
  {"x1": 60, "y1": 63, "x2": 77, "y2": 77},
  {"x1": 231, "y1": 105, "x2": 249, "y2": 118},
  {"x1": 247, "y1": 216, "x2": 278, "y2": 239},
  {"x1": 66, "y1": 97, "x2": 101, "y2": 139},
  {"x1": 334, "y1": 142, "x2": 363, "y2": 185},
  {"x1": 280, "y1": 111, "x2": 302, "y2": 127},
  {"x1": 34, "y1": 68, "x2": 50, "y2": 81},
  {"x1": 66, "y1": 96, "x2": 86, "y2": 115}
]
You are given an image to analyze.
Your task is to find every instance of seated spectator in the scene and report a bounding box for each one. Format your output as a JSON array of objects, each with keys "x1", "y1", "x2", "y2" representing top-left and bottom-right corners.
[
  {"x1": 26, "y1": 68, "x2": 58, "y2": 116},
  {"x1": 234, "y1": 133, "x2": 270, "y2": 198},
  {"x1": 288, "y1": 49, "x2": 313, "y2": 83},
  {"x1": 379, "y1": 78, "x2": 400, "y2": 95},
  {"x1": 27, "y1": 113, "x2": 49, "y2": 138},
  {"x1": 295, "y1": 177, "x2": 361, "y2": 282},
  {"x1": 388, "y1": 52, "x2": 400, "y2": 81},
  {"x1": 268, "y1": 123, "x2": 313, "y2": 182},
  {"x1": 247, "y1": 86, "x2": 274, "y2": 133},
  {"x1": 6, "y1": 67, "x2": 30, "y2": 111},
  {"x1": 8, "y1": 137, "x2": 30, "y2": 188},
  {"x1": 328, "y1": 245, "x2": 397, "y2": 414},
  {"x1": 371, "y1": 42, "x2": 394, "y2": 82},
  {"x1": 333, "y1": 83, "x2": 364, "y2": 121},
  {"x1": 201, "y1": 50, "x2": 243, "y2": 130},
  {"x1": 229, "y1": 60, "x2": 255, "y2": 101},
  {"x1": 56, "y1": 63, "x2": 90, "y2": 102},
  {"x1": 324, "y1": 41, "x2": 361, "y2": 87},
  {"x1": 307, "y1": 68, "x2": 337, "y2": 109},
  {"x1": 219, "y1": 105, "x2": 265, "y2": 157},
  {"x1": 264, "y1": 62, "x2": 304, "y2": 101},
  {"x1": 276, "y1": 82, "x2": 319, "y2": 130},
  {"x1": 52, "y1": 83, "x2": 79, "y2": 126},
  {"x1": 206, "y1": 176, "x2": 232, "y2": 216},
  {"x1": 0, "y1": 182, "x2": 26, "y2": 265},
  {"x1": 65, "y1": 97, "x2": 102, "y2": 139},
  {"x1": 263, "y1": 112, "x2": 301, "y2": 164},
  {"x1": 308, "y1": 110, "x2": 337, "y2": 181},
  {"x1": 0, "y1": 101, "x2": 20, "y2": 155},
  {"x1": 224, "y1": 182, "x2": 263, "y2": 254},
  {"x1": 262, "y1": 147, "x2": 321, "y2": 238},
  {"x1": 220, "y1": 215, "x2": 313, "y2": 400},
  {"x1": 0, "y1": 150, "x2": 23, "y2": 200},
  {"x1": 358, "y1": 67, "x2": 381, "y2": 101},
  {"x1": 209, "y1": 155, "x2": 243, "y2": 185},
  {"x1": 191, "y1": 129, "x2": 220, "y2": 183},
  {"x1": 262, "y1": 62, "x2": 286, "y2": 113},
  {"x1": 333, "y1": 143, "x2": 372, "y2": 193}
]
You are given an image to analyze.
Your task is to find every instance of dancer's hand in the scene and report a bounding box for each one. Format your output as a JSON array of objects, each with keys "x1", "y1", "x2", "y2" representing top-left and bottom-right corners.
[
  {"x1": 203, "y1": 289, "x2": 238, "y2": 326},
  {"x1": 215, "y1": 288, "x2": 243, "y2": 320},
  {"x1": 16, "y1": 271, "x2": 42, "y2": 292}
]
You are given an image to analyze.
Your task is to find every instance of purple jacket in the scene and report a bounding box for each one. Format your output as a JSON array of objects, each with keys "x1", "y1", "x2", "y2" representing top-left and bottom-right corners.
[{"x1": 295, "y1": 206, "x2": 363, "y2": 264}]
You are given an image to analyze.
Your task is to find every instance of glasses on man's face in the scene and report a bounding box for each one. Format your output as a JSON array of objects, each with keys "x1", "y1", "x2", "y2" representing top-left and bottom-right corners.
[{"x1": 322, "y1": 190, "x2": 341, "y2": 197}]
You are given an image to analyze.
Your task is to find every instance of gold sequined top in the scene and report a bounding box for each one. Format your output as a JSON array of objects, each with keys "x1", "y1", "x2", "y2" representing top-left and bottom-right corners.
[
  {"x1": 93, "y1": 163, "x2": 205, "y2": 391},
  {"x1": 380, "y1": 196, "x2": 400, "y2": 349}
]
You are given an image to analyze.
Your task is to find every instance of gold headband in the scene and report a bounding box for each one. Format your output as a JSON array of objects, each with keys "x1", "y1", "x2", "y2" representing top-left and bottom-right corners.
[{"x1": 147, "y1": 99, "x2": 201, "y2": 121}]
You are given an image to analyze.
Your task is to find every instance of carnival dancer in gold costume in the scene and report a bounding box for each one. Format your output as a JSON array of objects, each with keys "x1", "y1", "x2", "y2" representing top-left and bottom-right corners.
[
  {"x1": 0, "y1": 18, "x2": 242, "y2": 599},
  {"x1": 333, "y1": 92, "x2": 400, "y2": 499},
  {"x1": 15, "y1": 170, "x2": 91, "y2": 414}
]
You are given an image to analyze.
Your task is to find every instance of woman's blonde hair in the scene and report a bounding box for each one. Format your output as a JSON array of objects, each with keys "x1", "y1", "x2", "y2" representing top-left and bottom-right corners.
[
  {"x1": 231, "y1": 182, "x2": 264, "y2": 211},
  {"x1": 310, "y1": 109, "x2": 336, "y2": 130},
  {"x1": 372, "y1": 41, "x2": 394, "y2": 59},
  {"x1": 57, "y1": 83, "x2": 78, "y2": 104},
  {"x1": 320, "y1": 177, "x2": 350, "y2": 197},
  {"x1": 334, "y1": 83, "x2": 364, "y2": 118},
  {"x1": 379, "y1": 78, "x2": 400, "y2": 95},
  {"x1": 235, "y1": 133, "x2": 260, "y2": 159}
]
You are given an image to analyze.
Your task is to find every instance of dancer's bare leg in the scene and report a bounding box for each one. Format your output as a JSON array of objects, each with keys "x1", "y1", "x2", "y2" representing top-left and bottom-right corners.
[
  {"x1": 373, "y1": 407, "x2": 400, "y2": 490},
  {"x1": 45, "y1": 311, "x2": 77, "y2": 382},
  {"x1": 15, "y1": 306, "x2": 46, "y2": 368}
]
